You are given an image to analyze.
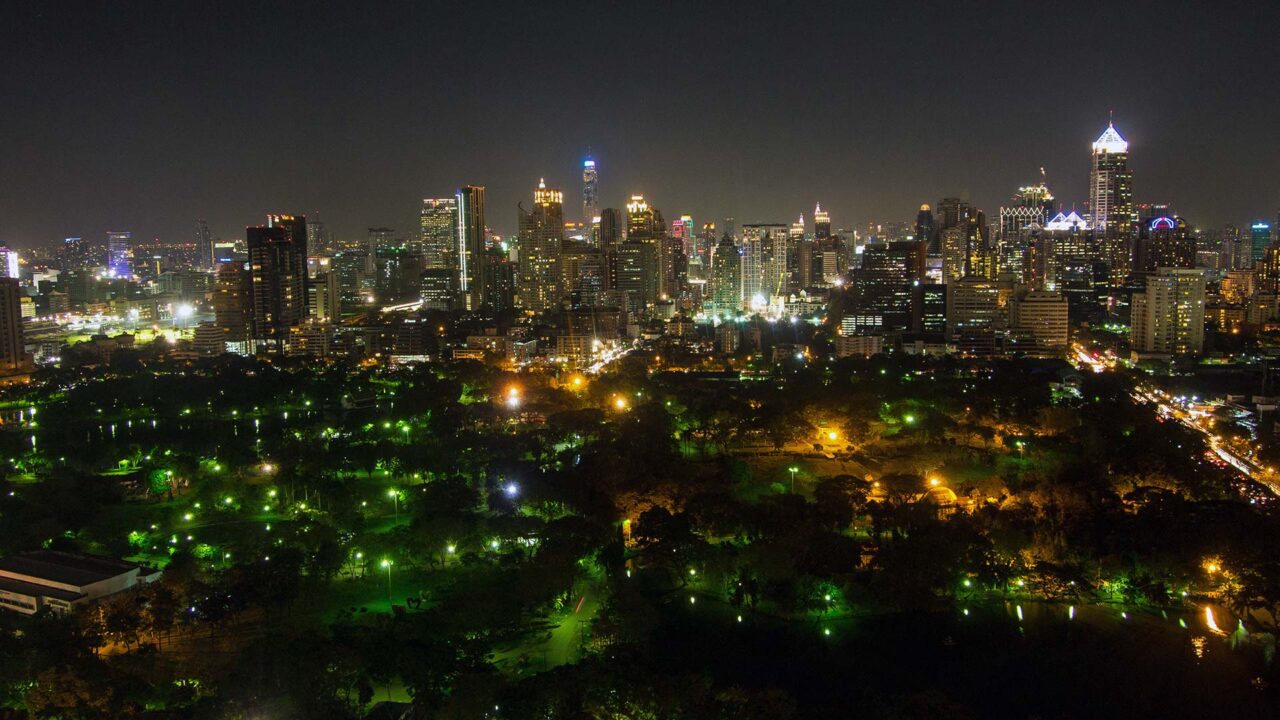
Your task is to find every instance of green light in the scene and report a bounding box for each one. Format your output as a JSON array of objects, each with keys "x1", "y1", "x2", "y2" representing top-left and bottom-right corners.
[{"x1": 904, "y1": 414, "x2": 915, "y2": 424}]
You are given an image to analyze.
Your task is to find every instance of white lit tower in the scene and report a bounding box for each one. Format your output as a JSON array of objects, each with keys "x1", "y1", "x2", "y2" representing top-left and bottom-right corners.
[
  {"x1": 582, "y1": 157, "x2": 598, "y2": 226},
  {"x1": 1089, "y1": 121, "x2": 1134, "y2": 283}
]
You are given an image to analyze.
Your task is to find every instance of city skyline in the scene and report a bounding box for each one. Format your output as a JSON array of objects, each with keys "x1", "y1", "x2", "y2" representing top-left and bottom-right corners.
[{"x1": 2, "y1": 2, "x2": 1279, "y2": 248}]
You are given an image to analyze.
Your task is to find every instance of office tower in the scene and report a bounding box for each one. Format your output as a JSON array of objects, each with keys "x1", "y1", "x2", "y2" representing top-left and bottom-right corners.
[
  {"x1": 372, "y1": 247, "x2": 423, "y2": 302},
  {"x1": 941, "y1": 227, "x2": 967, "y2": 283},
  {"x1": 1251, "y1": 221, "x2": 1272, "y2": 266},
  {"x1": 420, "y1": 268, "x2": 456, "y2": 310},
  {"x1": 915, "y1": 205, "x2": 936, "y2": 254},
  {"x1": 1134, "y1": 216, "x2": 1195, "y2": 274},
  {"x1": 722, "y1": 218, "x2": 736, "y2": 241},
  {"x1": 1009, "y1": 290, "x2": 1069, "y2": 355},
  {"x1": 946, "y1": 277, "x2": 1006, "y2": 356},
  {"x1": 455, "y1": 185, "x2": 486, "y2": 310},
  {"x1": 1130, "y1": 268, "x2": 1206, "y2": 355},
  {"x1": 420, "y1": 198, "x2": 457, "y2": 270},
  {"x1": 106, "y1": 231, "x2": 132, "y2": 276},
  {"x1": 0, "y1": 278, "x2": 25, "y2": 371},
  {"x1": 582, "y1": 158, "x2": 598, "y2": 225},
  {"x1": 1089, "y1": 123, "x2": 1134, "y2": 233},
  {"x1": 1090, "y1": 122, "x2": 1135, "y2": 282},
  {"x1": 847, "y1": 240, "x2": 926, "y2": 332},
  {"x1": 247, "y1": 219, "x2": 307, "y2": 352},
  {"x1": 330, "y1": 251, "x2": 368, "y2": 310},
  {"x1": 479, "y1": 248, "x2": 515, "y2": 312},
  {"x1": 708, "y1": 232, "x2": 741, "y2": 315},
  {"x1": 196, "y1": 220, "x2": 213, "y2": 269},
  {"x1": 911, "y1": 283, "x2": 947, "y2": 334},
  {"x1": 621, "y1": 195, "x2": 664, "y2": 304},
  {"x1": 814, "y1": 203, "x2": 831, "y2": 240},
  {"x1": 212, "y1": 262, "x2": 252, "y2": 346},
  {"x1": 517, "y1": 179, "x2": 565, "y2": 311},
  {"x1": 611, "y1": 242, "x2": 657, "y2": 312},
  {"x1": 598, "y1": 208, "x2": 621, "y2": 248}
]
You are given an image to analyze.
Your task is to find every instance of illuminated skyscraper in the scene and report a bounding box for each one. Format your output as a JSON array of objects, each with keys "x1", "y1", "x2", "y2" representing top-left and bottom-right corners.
[
  {"x1": 814, "y1": 203, "x2": 831, "y2": 240},
  {"x1": 517, "y1": 178, "x2": 565, "y2": 311},
  {"x1": 740, "y1": 224, "x2": 788, "y2": 310},
  {"x1": 582, "y1": 157, "x2": 598, "y2": 225},
  {"x1": 106, "y1": 231, "x2": 132, "y2": 276},
  {"x1": 420, "y1": 198, "x2": 457, "y2": 270},
  {"x1": 1251, "y1": 221, "x2": 1271, "y2": 266},
  {"x1": 1089, "y1": 123, "x2": 1133, "y2": 233},
  {"x1": 1090, "y1": 122, "x2": 1135, "y2": 283},
  {"x1": 455, "y1": 185, "x2": 487, "y2": 310}
]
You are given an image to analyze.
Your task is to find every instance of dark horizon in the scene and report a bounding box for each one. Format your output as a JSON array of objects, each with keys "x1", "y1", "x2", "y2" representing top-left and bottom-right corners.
[{"x1": 2, "y1": 0, "x2": 1279, "y2": 250}]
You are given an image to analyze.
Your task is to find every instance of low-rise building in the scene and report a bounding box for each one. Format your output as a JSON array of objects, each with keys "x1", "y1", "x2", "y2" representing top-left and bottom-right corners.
[{"x1": 0, "y1": 550, "x2": 159, "y2": 615}]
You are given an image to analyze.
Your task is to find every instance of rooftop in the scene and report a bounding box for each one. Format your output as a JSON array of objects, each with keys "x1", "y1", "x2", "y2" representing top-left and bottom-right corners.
[{"x1": 0, "y1": 550, "x2": 140, "y2": 588}]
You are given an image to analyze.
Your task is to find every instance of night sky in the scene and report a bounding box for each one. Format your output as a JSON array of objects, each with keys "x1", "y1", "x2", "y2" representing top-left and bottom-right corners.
[{"x1": 2, "y1": 1, "x2": 1279, "y2": 249}]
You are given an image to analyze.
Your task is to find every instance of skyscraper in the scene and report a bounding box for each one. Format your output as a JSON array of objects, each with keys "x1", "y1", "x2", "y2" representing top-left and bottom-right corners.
[
  {"x1": 582, "y1": 158, "x2": 598, "y2": 225},
  {"x1": 517, "y1": 179, "x2": 565, "y2": 312},
  {"x1": 915, "y1": 205, "x2": 936, "y2": 254},
  {"x1": 248, "y1": 216, "x2": 308, "y2": 352},
  {"x1": 1089, "y1": 123, "x2": 1134, "y2": 234},
  {"x1": 1089, "y1": 122, "x2": 1135, "y2": 283},
  {"x1": 420, "y1": 198, "x2": 457, "y2": 270},
  {"x1": 1251, "y1": 221, "x2": 1271, "y2": 266},
  {"x1": 455, "y1": 185, "x2": 487, "y2": 311},
  {"x1": 814, "y1": 203, "x2": 831, "y2": 240},
  {"x1": 740, "y1": 224, "x2": 788, "y2": 310},
  {"x1": 708, "y1": 232, "x2": 741, "y2": 315},
  {"x1": 196, "y1": 220, "x2": 213, "y2": 269},
  {"x1": 105, "y1": 231, "x2": 132, "y2": 277}
]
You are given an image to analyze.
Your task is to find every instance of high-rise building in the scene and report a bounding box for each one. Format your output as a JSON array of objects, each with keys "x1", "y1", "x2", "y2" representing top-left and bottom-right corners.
[
  {"x1": 1130, "y1": 268, "x2": 1205, "y2": 356},
  {"x1": 1089, "y1": 123, "x2": 1134, "y2": 233},
  {"x1": 196, "y1": 220, "x2": 213, "y2": 269},
  {"x1": 915, "y1": 205, "x2": 936, "y2": 254},
  {"x1": 517, "y1": 179, "x2": 565, "y2": 311},
  {"x1": 420, "y1": 198, "x2": 457, "y2": 270},
  {"x1": 814, "y1": 203, "x2": 831, "y2": 240},
  {"x1": 0, "y1": 247, "x2": 19, "y2": 280},
  {"x1": 847, "y1": 240, "x2": 926, "y2": 332},
  {"x1": 212, "y1": 262, "x2": 252, "y2": 347},
  {"x1": 740, "y1": 224, "x2": 788, "y2": 311},
  {"x1": 311, "y1": 271, "x2": 342, "y2": 322},
  {"x1": 1134, "y1": 216, "x2": 1195, "y2": 274},
  {"x1": 106, "y1": 232, "x2": 132, "y2": 277},
  {"x1": 455, "y1": 185, "x2": 487, "y2": 310},
  {"x1": 708, "y1": 232, "x2": 741, "y2": 315},
  {"x1": 248, "y1": 216, "x2": 307, "y2": 352},
  {"x1": 598, "y1": 208, "x2": 621, "y2": 249},
  {"x1": 582, "y1": 158, "x2": 598, "y2": 225},
  {"x1": 1251, "y1": 221, "x2": 1272, "y2": 266},
  {"x1": 1089, "y1": 122, "x2": 1135, "y2": 282},
  {"x1": 946, "y1": 277, "x2": 1007, "y2": 356},
  {"x1": 0, "y1": 278, "x2": 25, "y2": 371},
  {"x1": 1009, "y1": 290, "x2": 1069, "y2": 355}
]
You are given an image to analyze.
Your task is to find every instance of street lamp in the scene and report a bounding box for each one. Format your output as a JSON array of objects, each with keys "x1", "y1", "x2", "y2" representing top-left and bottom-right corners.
[
  {"x1": 387, "y1": 488, "x2": 399, "y2": 522},
  {"x1": 380, "y1": 559, "x2": 393, "y2": 603},
  {"x1": 788, "y1": 466, "x2": 799, "y2": 493}
]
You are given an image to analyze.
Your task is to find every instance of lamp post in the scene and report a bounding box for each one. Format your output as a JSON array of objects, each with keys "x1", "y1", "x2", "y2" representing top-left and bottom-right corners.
[
  {"x1": 380, "y1": 559, "x2": 393, "y2": 603},
  {"x1": 387, "y1": 488, "x2": 398, "y2": 522},
  {"x1": 788, "y1": 466, "x2": 799, "y2": 494}
]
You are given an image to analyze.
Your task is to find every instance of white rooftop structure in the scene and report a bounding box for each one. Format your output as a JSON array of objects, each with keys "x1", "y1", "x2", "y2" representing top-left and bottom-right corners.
[
  {"x1": 1092, "y1": 123, "x2": 1129, "y2": 154},
  {"x1": 1044, "y1": 211, "x2": 1091, "y2": 232}
]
